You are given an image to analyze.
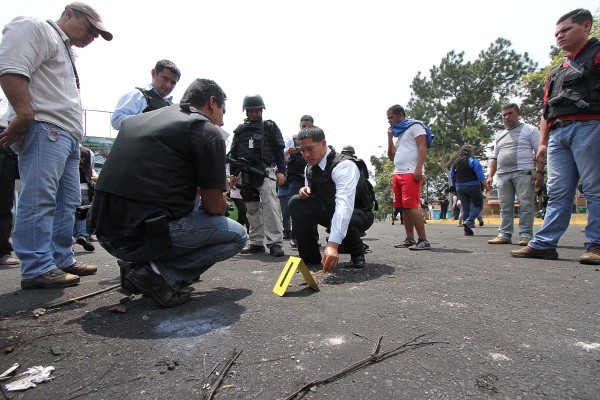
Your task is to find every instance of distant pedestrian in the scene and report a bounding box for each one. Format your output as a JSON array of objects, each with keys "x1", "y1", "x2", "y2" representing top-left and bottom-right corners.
[{"x1": 450, "y1": 145, "x2": 491, "y2": 236}]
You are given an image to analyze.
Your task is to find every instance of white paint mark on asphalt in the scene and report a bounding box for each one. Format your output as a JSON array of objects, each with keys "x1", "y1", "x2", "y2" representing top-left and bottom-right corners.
[
  {"x1": 441, "y1": 300, "x2": 467, "y2": 308},
  {"x1": 489, "y1": 353, "x2": 512, "y2": 361},
  {"x1": 575, "y1": 342, "x2": 600, "y2": 352},
  {"x1": 327, "y1": 337, "x2": 345, "y2": 345},
  {"x1": 154, "y1": 307, "x2": 232, "y2": 337}
]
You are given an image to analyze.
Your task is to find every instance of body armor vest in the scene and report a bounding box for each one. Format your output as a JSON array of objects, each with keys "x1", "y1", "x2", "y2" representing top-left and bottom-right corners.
[
  {"x1": 453, "y1": 158, "x2": 478, "y2": 184},
  {"x1": 231, "y1": 120, "x2": 280, "y2": 165},
  {"x1": 544, "y1": 38, "x2": 600, "y2": 120},
  {"x1": 307, "y1": 151, "x2": 373, "y2": 213},
  {"x1": 96, "y1": 104, "x2": 210, "y2": 219},
  {"x1": 286, "y1": 136, "x2": 307, "y2": 177},
  {"x1": 136, "y1": 87, "x2": 171, "y2": 113}
]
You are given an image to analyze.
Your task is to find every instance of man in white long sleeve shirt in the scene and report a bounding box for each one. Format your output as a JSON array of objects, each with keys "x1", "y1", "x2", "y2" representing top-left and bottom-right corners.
[{"x1": 288, "y1": 126, "x2": 374, "y2": 271}]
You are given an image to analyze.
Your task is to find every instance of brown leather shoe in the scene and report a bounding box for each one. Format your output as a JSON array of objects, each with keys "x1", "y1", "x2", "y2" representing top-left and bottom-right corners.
[
  {"x1": 511, "y1": 246, "x2": 558, "y2": 260},
  {"x1": 517, "y1": 237, "x2": 532, "y2": 246},
  {"x1": 580, "y1": 244, "x2": 600, "y2": 265},
  {"x1": 21, "y1": 269, "x2": 80, "y2": 289},
  {"x1": 62, "y1": 261, "x2": 97, "y2": 276},
  {"x1": 488, "y1": 236, "x2": 511, "y2": 245}
]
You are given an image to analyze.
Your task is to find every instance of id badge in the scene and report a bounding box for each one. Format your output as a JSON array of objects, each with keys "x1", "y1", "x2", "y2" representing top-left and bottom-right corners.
[{"x1": 249, "y1": 139, "x2": 254, "y2": 149}]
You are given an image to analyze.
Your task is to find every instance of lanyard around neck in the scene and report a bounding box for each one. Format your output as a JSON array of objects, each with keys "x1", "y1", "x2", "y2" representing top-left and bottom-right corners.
[{"x1": 47, "y1": 21, "x2": 80, "y2": 91}]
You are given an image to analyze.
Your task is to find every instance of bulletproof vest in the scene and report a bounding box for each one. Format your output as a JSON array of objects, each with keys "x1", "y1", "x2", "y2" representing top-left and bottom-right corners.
[
  {"x1": 307, "y1": 151, "x2": 373, "y2": 214},
  {"x1": 136, "y1": 87, "x2": 171, "y2": 113},
  {"x1": 453, "y1": 158, "x2": 478, "y2": 184},
  {"x1": 544, "y1": 38, "x2": 600, "y2": 120},
  {"x1": 286, "y1": 136, "x2": 307, "y2": 177},
  {"x1": 96, "y1": 104, "x2": 210, "y2": 219},
  {"x1": 79, "y1": 146, "x2": 93, "y2": 184},
  {"x1": 231, "y1": 120, "x2": 280, "y2": 164}
]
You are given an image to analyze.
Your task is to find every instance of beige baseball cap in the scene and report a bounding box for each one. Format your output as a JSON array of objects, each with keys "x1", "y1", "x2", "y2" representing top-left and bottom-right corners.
[{"x1": 66, "y1": 2, "x2": 113, "y2": 41}]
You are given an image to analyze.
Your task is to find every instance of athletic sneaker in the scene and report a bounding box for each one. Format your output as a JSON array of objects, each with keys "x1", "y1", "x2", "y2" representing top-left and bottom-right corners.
[
  {"x1": 394, "y1": 237, "x2": 416, "y2": 248},
  {"x1": 409, "y1": 239, "x2": 431, "y2": 251}
]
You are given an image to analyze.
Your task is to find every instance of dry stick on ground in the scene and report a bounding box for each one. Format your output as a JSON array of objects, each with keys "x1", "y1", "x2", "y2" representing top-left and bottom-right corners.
[
  {"x1": 283, "y1": 333, "x2": 446, "y2": 400},
  {"x1": 204, "y1": 349, "x2": 243, "y2": 400},
  {"x1": 45, "y1": 284, "x2": 122, "y2": 310}
]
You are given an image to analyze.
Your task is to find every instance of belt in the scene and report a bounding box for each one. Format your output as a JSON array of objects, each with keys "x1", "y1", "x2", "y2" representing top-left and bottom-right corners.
[{"x1": 550, "y1": 120, "x2": 576, "y2": 131}]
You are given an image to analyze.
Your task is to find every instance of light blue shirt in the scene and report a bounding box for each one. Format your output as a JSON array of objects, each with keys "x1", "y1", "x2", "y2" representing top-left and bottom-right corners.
[
  {"x1": 111, "y1": 84, "x2": 173, "y2": 130},
  {"x1": 305, "y1": 148, "x2": 359, "y2": 244}
]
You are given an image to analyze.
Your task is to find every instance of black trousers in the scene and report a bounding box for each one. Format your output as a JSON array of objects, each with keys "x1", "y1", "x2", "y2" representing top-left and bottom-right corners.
[
  {"x1": 289, "y1": 195, "x2": 373, "y2": 261},
  {"x1": 0, "y1": 149, "x2": 17, "y2": 256}
]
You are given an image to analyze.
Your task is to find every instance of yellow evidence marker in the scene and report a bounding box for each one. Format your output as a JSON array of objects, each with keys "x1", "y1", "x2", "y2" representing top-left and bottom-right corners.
[{"x1": 273, "y1": 256, "x2": 319, "y2": 296}]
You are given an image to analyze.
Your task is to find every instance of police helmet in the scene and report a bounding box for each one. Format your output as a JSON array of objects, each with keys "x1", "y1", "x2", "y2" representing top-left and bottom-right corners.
[
  {"x1": 242, "y1": 94, "x2": 266, "y2": 111},
  {"x1": 341, "y1": 145, "x2": 355, "y2": 155}
]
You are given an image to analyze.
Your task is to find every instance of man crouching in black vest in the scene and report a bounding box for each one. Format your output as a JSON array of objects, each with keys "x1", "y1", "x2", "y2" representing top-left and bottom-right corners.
[
  {"x1": 289, "y1": 126, "x2": 374, "y2": 270},
  {"x1": 88, "y1": 79, "x2": 248, "y2": 307}
]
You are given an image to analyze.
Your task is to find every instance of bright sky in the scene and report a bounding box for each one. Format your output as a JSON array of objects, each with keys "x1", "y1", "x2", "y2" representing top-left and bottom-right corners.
[{"x1": 1, "y1": 0, "x2": 599, "y2": 161}]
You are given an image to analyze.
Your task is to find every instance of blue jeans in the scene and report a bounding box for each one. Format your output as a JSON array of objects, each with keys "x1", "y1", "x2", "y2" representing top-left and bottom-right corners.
[
  {"x1": 497, "y1": 170, "x2": 535, "y2": 239},
  {"x1": 100, "y1": 210, "x2": 247, "y2": 290},
  {"x1": 530, "y1": 121, "x2": 600, "y2": 250},
  {"x1": 73, "y1": 187, "x2": 90, "y2": 238},
  {"x1": 456, "y1": 185, "x2": 483, "y2": 225},
  {"x1": 12, "y1": 122, "x2": 81, "y2": 278}
]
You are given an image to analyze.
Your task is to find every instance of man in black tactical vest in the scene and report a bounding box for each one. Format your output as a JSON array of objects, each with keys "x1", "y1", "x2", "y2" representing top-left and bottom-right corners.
[
  {"x1": 285, "y1": 115, "x2": 313, "y2": 248},
  {"x1": 511, "y1": 9, "x2": 600, "y2": 265},
  {"x1": 288, "y1": 126, "x2": 374, "y2": 270},
  {"x1": 89, "y1": 79, "x2": 248, "y2": 307},
  {"x1": 229, "y1": 94, "x2": 286, "y2": 257},
  {"x1": 111, "y1": 59, "x2": 181, "y2": 131}
]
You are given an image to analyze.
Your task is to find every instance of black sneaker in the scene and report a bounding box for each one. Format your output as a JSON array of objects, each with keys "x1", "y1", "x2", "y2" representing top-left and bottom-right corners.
[
  {"x1": 75, "y1": 235, "x2": 95, "y2": 251},
  {"x1": 409, "y1": 239, "x2": 431, "y2": 251},
  {"x1": 269, "y1": 244, "x2": 285, "y2": 257},
  {"x1": 463, "y1": 223, "x2": 474, "y2": 236}
]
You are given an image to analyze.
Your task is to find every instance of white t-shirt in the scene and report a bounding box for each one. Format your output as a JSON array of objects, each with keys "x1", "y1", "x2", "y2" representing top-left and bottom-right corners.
[{"x1": 393, "y1": 124, "x2": 426, "y2": 174}]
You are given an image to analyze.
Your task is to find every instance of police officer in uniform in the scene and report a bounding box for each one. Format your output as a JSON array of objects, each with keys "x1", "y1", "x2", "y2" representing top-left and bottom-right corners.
[{"x1": 229, "y1": 94, "x2": 286, "y2": 257}]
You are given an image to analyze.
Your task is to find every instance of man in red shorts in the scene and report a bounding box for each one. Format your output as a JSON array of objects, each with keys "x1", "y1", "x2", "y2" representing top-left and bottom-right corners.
[{"x1": 386, "y1": 104, "x2": 431, "y2": 250}]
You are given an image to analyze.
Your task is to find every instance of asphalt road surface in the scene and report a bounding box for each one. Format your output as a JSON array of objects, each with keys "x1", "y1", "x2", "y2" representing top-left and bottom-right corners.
[{"x1": 0, "y1": 219, "x2": 598, "y2": 399}]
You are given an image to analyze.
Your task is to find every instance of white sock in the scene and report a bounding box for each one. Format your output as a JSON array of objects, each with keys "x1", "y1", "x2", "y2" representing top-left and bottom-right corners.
[{"x1": 149, "y1": 261, "x2": 161, "y2": 275}]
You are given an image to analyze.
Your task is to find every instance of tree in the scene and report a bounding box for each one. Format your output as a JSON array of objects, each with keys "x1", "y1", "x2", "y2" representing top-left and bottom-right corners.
[
  {"x1": 405, "y1": 38, "x2": 537, "y2": 192},
  {"x1": 370, "y1": 38, "x2": 537, "y2": 209},
  {"x1": 370, "y1": 154, "x2": 394, "y2": 217}
]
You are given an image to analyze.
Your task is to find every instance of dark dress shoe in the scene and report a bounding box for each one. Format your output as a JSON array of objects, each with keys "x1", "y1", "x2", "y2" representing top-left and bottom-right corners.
[
  {"x1": 270, "y1": 244, "x2": 285, "y2": 257},
  {"x1": 348, "y1": 255, "x2": 366, "y2": 268},
  {"x1": 290, "y1": 239, "x2": 298, "y2": 248},
  {"x1": 125, "y1": 264, "x2": 191, "y2": 307},
  {"x1": 240, "y1": 244, "x2": 266, "y2": 254}
]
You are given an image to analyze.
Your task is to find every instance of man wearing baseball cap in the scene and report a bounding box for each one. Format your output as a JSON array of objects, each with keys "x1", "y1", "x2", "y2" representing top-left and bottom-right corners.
[{"x1": 0, "y1": 3, "x2": 112, "y2": 289}]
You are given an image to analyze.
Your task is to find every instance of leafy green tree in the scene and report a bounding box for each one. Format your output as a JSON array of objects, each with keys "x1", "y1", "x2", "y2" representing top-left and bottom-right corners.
[
  {"x1": 370, "y1": 154, "x2": 394, "y2": 216},
  {"x1": 370, "y1": 38, "x2": 537, "y2": 208},
  {"x1": 405, "y1": 38, "x2": 537, "y2": 190}
]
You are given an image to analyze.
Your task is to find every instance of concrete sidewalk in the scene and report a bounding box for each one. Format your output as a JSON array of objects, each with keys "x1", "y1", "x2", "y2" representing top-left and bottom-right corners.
[{"x1": 0, "y1": 221, "x2": 598, "y2": 399}]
